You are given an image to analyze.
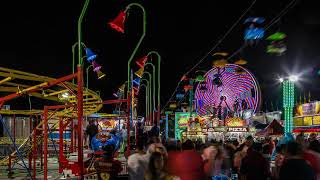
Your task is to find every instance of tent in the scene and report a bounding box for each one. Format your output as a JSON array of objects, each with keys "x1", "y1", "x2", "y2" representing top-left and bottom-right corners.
[{"x1": 255, "y1": 119, "x2": 284, "y2": 136}]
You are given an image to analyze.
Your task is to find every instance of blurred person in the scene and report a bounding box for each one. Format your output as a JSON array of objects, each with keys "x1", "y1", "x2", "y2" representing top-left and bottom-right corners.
[
  {"x1": 203, "y1": 144, "x2": 228, "y2": 178},
  {"x1": 296, "y1": 133, "x2": 319, "y2": 178},
  {"x1": 271, "y1": 153, "x2": 285, "y2": 180},
  {"x1": 128, "y1": 141, "x2": 148, "y2": 180},
  {"x1": 245, "y1": 135, "x2": 254, "y2": 148},
  {"x1": 176, "y1": 140, "x2": 182, "y2": 151},
  {"x1": 308, "y1": 133, "x2": 317, "y2": 142},
  {"x1": 279, "y1": 141, "x2": 315, "y2": 180},
  {"x1": 146, "y1": 138, "x2": 168, "y2": 158},
  {"x1": 233, "y1": 143, "x2": 247, "y2": 174},
  {"x1": 145, "y1": 152, "x2": 180, "y2": 180},
  {"x1": 173, "y1": 139, "x2": 205, "y2": 180},
  {"x1": 85, "y1": 119, "x2": 99, "y2": 149},
  {"x1": 94, "y1": 145, "x2": 122, "y2": 180},
  {"x1": 240, "y1": 141, "x2": 270, "y2": 180},
  {"x1": 307, "y1": 140, "x2": 320, "y2": 179},
  {"x1": 309, "y1": 139, "x2": 320, "y2": 153}
]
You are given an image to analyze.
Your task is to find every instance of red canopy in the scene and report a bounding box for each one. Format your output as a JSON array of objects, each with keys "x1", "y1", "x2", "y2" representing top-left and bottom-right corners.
[{"x1": 256, "y1": 119, "x2": 284, "y2": 136}]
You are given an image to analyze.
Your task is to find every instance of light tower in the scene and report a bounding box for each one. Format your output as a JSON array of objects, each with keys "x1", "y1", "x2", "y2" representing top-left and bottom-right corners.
[{"x1": 281, "y1": 75, "x2": 298, "y2": 133}]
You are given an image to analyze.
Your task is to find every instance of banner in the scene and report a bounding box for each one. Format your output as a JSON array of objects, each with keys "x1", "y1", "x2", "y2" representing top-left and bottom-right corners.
[{"x1": 296, "y1": 102, "x2": 320, "y2": 116}]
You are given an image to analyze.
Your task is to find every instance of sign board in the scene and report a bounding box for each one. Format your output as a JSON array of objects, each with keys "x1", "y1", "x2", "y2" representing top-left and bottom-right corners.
[
  {"x1": 225, "y1": 117, "x2": 246, "y2": 127},
  {"x1": 296, "y1": 102, "x2": 320, "y2": 116},
  {"x1": 304, "y1": 116, "x2": 313, "y2": 126},
  {"x1": 293, "y1": 117, "x2": 303, "y2": 126},
  {"x1": 227, "y1": 127, "x2": 248, "y2": 132},
  {"x1": 313, "y1": 116, "x2": 320, "y2": 125},
  {"x1": 214, "y1": 127, "x2": 227, "y2": 132}
]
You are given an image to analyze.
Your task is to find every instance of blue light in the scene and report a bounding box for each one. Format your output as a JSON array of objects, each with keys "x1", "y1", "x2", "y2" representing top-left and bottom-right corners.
[
  {"x1": 133, "y1": 77, "x2": 140, "y2": 86},
  {"x1": 85, "y1": 48, "x2": 97, "y2": 62},
  {"x1": 244, "y1": 28, "x2": 265, "y2": 40},
  {"x1": 176, "y1": 93, "x2": 184, "y2": 99}
]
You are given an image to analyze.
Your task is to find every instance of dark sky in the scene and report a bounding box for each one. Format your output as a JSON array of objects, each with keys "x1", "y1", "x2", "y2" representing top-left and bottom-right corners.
[{"x1": 1, "y1": 0, "x2": 320, "y2": 112}]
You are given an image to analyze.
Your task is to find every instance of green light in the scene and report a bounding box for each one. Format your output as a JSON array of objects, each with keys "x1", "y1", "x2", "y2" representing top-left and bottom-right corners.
[{"x1": 283, "y1": 80, "x2": 294, "y2": 133}]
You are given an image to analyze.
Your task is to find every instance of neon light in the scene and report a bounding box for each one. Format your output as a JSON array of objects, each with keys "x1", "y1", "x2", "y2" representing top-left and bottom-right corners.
[
  {"x1": 195, "y1": 64, "x2": 260, "y2": 116},
  {"x1": 283, "y1": 80, "x2": 294, "y2": 133}
]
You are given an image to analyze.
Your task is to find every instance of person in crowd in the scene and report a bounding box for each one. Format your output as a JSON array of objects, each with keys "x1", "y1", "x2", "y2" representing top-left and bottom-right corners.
[
  {"x1": 279, "y1": 141, "x2": 315, "y2": 180},
  {"x1": 296, "y1": 133, "x2": 319, "y2": 178},
  {"x1": 203, "y1": 144, "x2": 229, "y2": 178},
  {"x1": 202, "y1": 144, "x2": 218, "y2": 178},
  {"x1": 128, "y1": 141, "x2": 149, "y2": 180},
  {"x1": 244, "y1": 135, "x2": 254, "y2": 148},
  {"x1": 172, "y1": 139, "x2": 205, "y2": 180},
  {"x1": 240, "y1": 140, "x2": 270, "y2": 180},
  {"x1": 145, "y1": 152, "x2": 180, "y2": 180},
  {"x1": 307, "y1": 140, "x2": 320, "y2": 179},
  {"x1": 146, "y1": 137, "x2": 168, "y2": 157},
  {"x1": 85, "y1": 119, "x2": 99, "y2": 149},
  {"x1": 233, "y1": 143, "x2": 247, "y2": 175},
  {"x1": 308, "y1": 133, "x2": 317, "y2": 143},
  {"x1": 309, "y1": 139, "x2": 320, "y2": 153},
  {"x1": 176, "y1": 140, "x2": 182, "y2": 151},
  {"x1": 271, "y1": 152, "x2": 285, "y2": 180},
  {"x1": 94, "y1": 145, "x2": 122, "y2": 180}
]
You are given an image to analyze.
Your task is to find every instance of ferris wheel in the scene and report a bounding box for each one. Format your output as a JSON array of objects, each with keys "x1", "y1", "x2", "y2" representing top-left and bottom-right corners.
[{"x1": 195, "y1": 64, "x2": 261, "y2": 116}]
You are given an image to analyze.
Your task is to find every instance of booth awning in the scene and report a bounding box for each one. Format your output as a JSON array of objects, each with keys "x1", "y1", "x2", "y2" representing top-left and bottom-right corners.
[{"x1": 256, "y1": 119, "x2": 284, "y2": 136}]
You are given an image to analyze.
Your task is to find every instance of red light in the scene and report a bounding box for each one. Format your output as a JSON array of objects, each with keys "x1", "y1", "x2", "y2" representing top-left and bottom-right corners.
[
  {"x1": 293, "y1": 128, "x2": 320, "y2": 133},
  {"x1": 136, "y1": 56, "x2": 148, "y2": 68},
  {"x1": 109, "y1": 11, "x2": 126, "y2": 33}
]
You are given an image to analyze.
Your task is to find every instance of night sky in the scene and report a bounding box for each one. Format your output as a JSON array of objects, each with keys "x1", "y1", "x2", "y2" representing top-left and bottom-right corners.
[{"x1": 1, "y1": 0, "x2": 320, "y2": 112}]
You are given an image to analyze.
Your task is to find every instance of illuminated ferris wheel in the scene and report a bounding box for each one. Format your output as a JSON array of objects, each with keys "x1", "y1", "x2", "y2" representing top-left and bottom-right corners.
[{"x1": 195, "y1": 64, "x2": 261, "y2": 116}]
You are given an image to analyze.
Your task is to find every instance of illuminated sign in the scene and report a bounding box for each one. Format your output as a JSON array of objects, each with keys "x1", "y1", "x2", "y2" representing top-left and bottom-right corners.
[
  {"x1": 293, "y1": 117, "x2": 303, "y2": 126},
  {"x1": 175, "y1": 113, "x2": 190, "y2": 127},
  {"x1": 214, "y1": 127, "x2": 227, "y2": 132},
  {"x1": 227, "y1": 127, "x2": 248, "y2": 132},
  {"x1": 296, "y1": 102, "x2": 320, "y2": 116},
  {"x1": 304, "y1": 116, "x2": 313, "y2": 126},
  {"x1": 225, "y1": 117, "x2": 246, "y2": 127},
  {"x1": 313, "y1": 116, "x2": 320, "y2": 125}
]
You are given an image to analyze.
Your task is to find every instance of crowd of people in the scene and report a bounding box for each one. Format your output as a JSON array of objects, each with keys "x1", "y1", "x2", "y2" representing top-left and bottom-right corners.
[
  {"x1": 127, "y1": 131, "x2": 320, "y2": 180},
  {"x1": 84, "y1": 121, "x2": 320, "y2": 180}
]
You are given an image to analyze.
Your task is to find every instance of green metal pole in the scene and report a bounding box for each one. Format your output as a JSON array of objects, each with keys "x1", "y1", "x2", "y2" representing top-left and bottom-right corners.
[
  {"x1": 147, "y1": 51, "x2": 161, "y2": 125},
  {"x1": 143, "y1": 72, "x2": 152, "y2": 125},
  {"x1": 86, "y1": 65, "x2": 93, "y2": 90},
  {"x1": 126, "y1": 3, "x2": 146, "y2": 97},
  {"x1": 141, "y1": 80, "x2": 149, "y2": 125},
  {"x1": 72, "y1": 42, "x2": 86, "y2": 83},
  {"x1": 145, "y1": 63, "x2": 155, "y2": 116},
  {"x1": 78, "y1": 0, "x2": 90, "y2": 66}
]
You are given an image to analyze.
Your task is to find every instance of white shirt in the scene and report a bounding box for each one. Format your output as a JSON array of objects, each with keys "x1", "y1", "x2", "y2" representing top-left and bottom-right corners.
[{"x1": 128, "y1": 152, "x2": 150, "y2": 180}]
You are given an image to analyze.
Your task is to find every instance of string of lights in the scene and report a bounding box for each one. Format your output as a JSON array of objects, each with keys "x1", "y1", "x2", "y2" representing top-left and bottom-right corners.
[
  {"x1": 161, "y1": 0, "x2": 257, "y2": 112},
  {"x1": 162, "y1": 0, "x2": 299, "y2": 112}
]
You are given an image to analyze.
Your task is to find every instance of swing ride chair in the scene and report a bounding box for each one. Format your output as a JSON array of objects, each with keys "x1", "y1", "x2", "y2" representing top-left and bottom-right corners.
[{"x1": 0, "y1": 66, "x2": 103, "y2": 179}]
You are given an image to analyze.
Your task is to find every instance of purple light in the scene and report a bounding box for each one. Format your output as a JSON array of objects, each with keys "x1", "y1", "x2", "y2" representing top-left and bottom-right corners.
[{"x1": 195, "y1": 64, "x2": 260, "y2": 116}]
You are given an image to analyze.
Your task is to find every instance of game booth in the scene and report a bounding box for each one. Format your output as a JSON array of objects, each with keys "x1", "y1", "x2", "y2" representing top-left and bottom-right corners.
[
  {"x1": 174, "y1": 112, "x2": 255, "y2": 143},
  {"x1": 293, "y1": 101, "x2": 320, "y2": 136}
]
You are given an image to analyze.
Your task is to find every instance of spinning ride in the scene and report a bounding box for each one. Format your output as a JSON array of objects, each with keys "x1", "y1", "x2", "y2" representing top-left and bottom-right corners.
[{"x1": 195, "y1": 64, "x2": 261, "y2": 116}]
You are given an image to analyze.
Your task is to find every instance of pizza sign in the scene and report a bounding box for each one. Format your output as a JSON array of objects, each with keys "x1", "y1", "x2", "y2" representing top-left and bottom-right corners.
[{"x1": 227, "y1": 127, "x2": 248, "y2": 132}]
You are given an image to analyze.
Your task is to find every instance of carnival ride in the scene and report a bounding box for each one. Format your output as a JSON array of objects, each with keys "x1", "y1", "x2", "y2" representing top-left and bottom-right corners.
[
  {"x1": 195, "y1": 64, "x2": 261, "y2": 117},
  {"x1": 0, "y1": 67, "x2": 131, "y2": 179}
]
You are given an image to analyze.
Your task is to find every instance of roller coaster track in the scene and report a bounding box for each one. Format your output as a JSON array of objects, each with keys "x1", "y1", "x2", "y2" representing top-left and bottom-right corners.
[
  {"x1": 0, "y1": 116, "x2": 66, "y2": 166},
  {"x1": 0, "y1": 67, "x2": 103, "y2": 167}
]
